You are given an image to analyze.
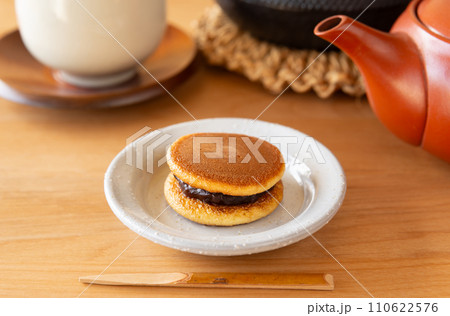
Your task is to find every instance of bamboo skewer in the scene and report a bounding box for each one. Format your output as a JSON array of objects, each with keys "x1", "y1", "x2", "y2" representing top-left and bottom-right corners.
[{"x1": 79, "y1": 272, "x2": 334, "y2": 290}]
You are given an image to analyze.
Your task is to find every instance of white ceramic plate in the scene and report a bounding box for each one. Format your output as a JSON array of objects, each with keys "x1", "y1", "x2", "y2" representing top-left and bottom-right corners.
[{"x1": 104, "y1": 118, "x2": 346, "y2": 256}]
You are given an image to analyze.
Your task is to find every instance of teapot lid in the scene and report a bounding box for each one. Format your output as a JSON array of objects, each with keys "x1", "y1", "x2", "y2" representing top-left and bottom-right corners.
[{"x1": 417, "y1": 0, "x2": 450, "y2": 39}]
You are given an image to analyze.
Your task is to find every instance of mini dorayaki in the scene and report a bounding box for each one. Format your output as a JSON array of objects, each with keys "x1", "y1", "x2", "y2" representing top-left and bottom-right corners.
[{"x1": 164, "y1": 133, "x2": 285, "y2": 226}]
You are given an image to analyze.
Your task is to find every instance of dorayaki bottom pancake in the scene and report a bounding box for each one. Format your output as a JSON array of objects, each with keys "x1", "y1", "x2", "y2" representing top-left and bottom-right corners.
[{"x1": 164, "y1": 173, "x2": 283, "y2": 226}]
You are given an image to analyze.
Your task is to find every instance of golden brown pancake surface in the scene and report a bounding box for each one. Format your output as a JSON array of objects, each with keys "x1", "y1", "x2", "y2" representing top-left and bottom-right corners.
[{"x1": 167, "y1": 133, "x2": 285, "y2": 196}]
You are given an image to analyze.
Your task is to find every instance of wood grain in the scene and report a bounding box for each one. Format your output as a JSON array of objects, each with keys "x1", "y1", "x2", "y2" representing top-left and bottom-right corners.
[{"x1": 1, "y1": 0, "x2": 450, "y2": 298}]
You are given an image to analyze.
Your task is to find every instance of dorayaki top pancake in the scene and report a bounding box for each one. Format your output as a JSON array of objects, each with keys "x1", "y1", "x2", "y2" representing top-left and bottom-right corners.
[{"x1": 166, "y1": 133, "x2": 285, "y2": 196}]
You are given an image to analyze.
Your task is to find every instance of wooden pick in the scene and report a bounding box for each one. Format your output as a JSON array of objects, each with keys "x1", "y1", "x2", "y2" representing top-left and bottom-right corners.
[{"x1": 79, "y1": 272, "x2": 334, "y2": 290}]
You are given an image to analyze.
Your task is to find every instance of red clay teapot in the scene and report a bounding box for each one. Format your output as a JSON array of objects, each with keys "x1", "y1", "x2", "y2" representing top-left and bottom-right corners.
[{"x1": 314, "y1": 0, "x2": 450, "y2": 163}]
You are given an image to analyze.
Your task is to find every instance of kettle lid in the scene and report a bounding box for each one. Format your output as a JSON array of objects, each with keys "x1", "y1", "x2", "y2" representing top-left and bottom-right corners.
[{"x1": 417, "y1": 0, "x2": 450, "y2": 39}]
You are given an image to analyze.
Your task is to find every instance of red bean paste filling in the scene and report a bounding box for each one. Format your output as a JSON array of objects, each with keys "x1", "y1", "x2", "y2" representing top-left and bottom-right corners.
[{"x1": 175, "y1": 175, "x2": 273, "y2": 206}]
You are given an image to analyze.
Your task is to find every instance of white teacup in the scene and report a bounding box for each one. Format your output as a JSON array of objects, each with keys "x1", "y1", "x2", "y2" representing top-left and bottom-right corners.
[{"x1": 15, "y1": 0, "x2": 166, "y2": 88}]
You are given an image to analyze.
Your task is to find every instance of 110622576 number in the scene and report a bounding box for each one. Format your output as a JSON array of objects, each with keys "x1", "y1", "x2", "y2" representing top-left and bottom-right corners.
[{"x1": 368, "y1": 302, "x2": 438, "y2": 313}]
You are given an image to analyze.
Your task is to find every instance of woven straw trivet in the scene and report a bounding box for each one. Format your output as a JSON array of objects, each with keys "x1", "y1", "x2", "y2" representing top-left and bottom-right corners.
[{"x1": 192, "y1": 5, "x2": 365, "y2": 98}]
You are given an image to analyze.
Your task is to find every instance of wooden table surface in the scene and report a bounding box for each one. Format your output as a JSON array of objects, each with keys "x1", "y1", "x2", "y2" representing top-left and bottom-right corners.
[{"x1": 1, "y1": 0, "x2": 450, "y2": 298}]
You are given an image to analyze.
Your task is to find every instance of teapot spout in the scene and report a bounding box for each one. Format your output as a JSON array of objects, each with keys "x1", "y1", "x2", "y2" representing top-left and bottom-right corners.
[{"x1": 315, "y1": 16, "x2": 427, "y2": 146}]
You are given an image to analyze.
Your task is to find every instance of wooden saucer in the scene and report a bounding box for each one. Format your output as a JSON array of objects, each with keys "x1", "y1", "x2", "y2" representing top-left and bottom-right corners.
[{"x1": 0, "y1": 25, "x2": 198, "y2": 109}]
